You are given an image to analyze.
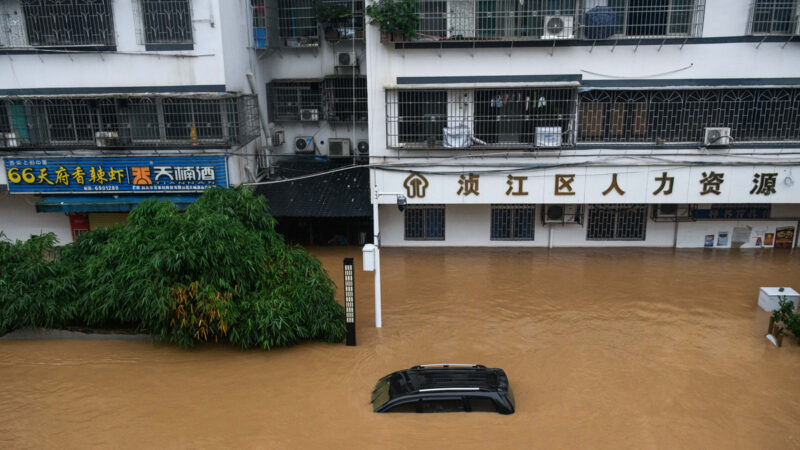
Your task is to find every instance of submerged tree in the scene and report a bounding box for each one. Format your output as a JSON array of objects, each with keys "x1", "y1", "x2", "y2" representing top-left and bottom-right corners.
[{"x1": 0, "y1": 187, "x2": 345, "y2": 348}]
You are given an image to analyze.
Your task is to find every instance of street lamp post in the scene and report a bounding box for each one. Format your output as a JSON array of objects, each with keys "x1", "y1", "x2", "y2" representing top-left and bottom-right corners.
[{"x1": 372, "y1": 189, "x2": 405, "y2": 328}]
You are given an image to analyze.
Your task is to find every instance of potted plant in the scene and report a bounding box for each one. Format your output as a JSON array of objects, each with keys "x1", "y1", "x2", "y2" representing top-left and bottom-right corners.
[
  {"x1": 365, "y1": 0, "x2": 419, "y2": 43},
  {"x1": 314, "y1": 1, "x2": 354, "y2": 41}
]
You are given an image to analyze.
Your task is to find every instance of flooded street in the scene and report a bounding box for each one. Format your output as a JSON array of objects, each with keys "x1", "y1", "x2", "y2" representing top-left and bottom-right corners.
[{"x1": 1, "y1": 248, "x2": 799, "y2": 449}]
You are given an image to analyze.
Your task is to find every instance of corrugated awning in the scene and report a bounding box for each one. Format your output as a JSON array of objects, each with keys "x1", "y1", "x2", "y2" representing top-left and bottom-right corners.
[{"x1": 36, "y1": 195, "x2": 200, "y2": 213}]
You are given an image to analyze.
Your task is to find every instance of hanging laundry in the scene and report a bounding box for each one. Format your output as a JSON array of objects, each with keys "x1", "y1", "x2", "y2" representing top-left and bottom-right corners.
[
  {"x1": 538, "y1": 96, "x2": 547, "y2": 107},
  {"x1": 525, "y1": 96, "x2": 531, "y2": 111}
]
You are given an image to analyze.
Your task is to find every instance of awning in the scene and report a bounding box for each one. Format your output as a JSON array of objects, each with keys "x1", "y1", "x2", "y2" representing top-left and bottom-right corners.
[{"x1": 36, "y1": 195, "x2": 200, "y2": 213}]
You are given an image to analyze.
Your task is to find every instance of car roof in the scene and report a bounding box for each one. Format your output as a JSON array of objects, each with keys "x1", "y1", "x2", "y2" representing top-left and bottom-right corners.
[{"x1": 386, "y1": 364, "x2": 508, "y2": 397}]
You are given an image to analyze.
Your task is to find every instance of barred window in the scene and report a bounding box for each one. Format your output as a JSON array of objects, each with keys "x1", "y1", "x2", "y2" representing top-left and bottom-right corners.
[
  {"x1": 22, "y1": 0, "x2": 115, "y2": 47},
  {"x1": 140, "y1": 0, "x2": 193, "y2": 45},
  {"x1": 578, "y1": 89, "x2": 800, "y2": 144},
  {"x1": 587, "y1": 205, "x2": 648, "y2": 241},
  {"x1": 405, "y1": 205, "x2": 445, "y2": 240},
  {"x1": 278, "y1": 0, "x2": 317, "y2": 44},
  {"x1": 397, "y1": 90, "x2": 448, "y2": 145},
  {"x1": 610, "y1": 0, "x2": 698, "y2": 37},
  {"x1": 749, "y1": 0, "x2": 798, "y2": 34},
  {"x1": 267, "y1": 81, "x2": 324, "y2": 122},
  {"x1": 0, "y1": 103, "x2": 9, "y2": 133},
  {"x1": 324, "y1": 76, "x2": 368, "y2": 123},
  {"x1": 491, "y1": 205, "x2": 535, "y2": 240}
]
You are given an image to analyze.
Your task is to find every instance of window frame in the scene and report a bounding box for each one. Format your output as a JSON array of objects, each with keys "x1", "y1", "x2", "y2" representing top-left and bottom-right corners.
[
  {"x1": 21, "y1": 0, "x2": 116, "y2": 48},
  {"x1": 749, "y1": 0, "x2": 799, "y2": 35},
  {"x1": 491, "y1": 204, "x2": 536, "y2": 241},
  {"x1": 586, "y1": 204, "x2": 648, "y2": 241},
  {"x1": 404, "y1": 205, "x2": 446, "y2": 241},
  {"x1": 138, "y1": 0, "x2": 194, "y2": 50}
]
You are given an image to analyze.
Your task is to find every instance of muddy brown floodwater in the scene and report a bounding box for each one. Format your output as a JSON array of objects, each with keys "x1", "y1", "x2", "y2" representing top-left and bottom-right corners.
[{"x1": 1, "y1": 248, "x2": 799, "y2": 449}]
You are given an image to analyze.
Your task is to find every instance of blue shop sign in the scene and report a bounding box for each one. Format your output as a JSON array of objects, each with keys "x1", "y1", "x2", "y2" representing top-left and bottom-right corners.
[{"x1": 4, "y1": 156, "x2": 228, "y2": 193}]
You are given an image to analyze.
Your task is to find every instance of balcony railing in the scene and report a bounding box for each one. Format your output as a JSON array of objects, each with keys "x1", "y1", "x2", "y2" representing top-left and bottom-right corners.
[
  {"x1": 747, "y1": 0, "x2": 799, "y2": 35},
  {"x1": 385, "y1": 87, "x2": 800, "y2": 150},
  {"x1": 403, "y1": 0, "x2": 705, "y2": 42},
  {"x1": 268, "y1": 77, "x2": 368, "y2": 123},
  {"x1": 250, "y1": 0, "x2": 365, "y2": 49},
  {"x1": 0, "y1": 95, "x2": 260, "y2": 149},
  {"x1": 0, "y1": 0, "x2": 116, "y2": 48}
]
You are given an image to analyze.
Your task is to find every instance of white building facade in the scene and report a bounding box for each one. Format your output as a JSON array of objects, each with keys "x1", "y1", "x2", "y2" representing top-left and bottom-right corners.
[
  {"x1": 366, "y1": 0, "x2": 800, "y2": 248},
  {"x1": 0, "y1": 0, "x2": 262, "y2": 243}
]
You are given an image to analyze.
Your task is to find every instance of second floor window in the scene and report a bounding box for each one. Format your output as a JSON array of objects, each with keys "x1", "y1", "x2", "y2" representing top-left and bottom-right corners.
[
  {"x1": 141, "y1": 0, "x2": 193, "y2": 45},
  {"x1": 22, "y1": 0, "x2": 115, "y2": 47},
  {"x1": 749, "y1": 0, "x2": 798, "y2": 34}
]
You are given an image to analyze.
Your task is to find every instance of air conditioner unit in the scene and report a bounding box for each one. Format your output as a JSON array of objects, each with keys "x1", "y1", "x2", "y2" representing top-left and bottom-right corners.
[
  {"x1": 2, "y1": 132, "x2": 20, "y2": 148},
  {"x1": 95, "y1": 131, "x2": 119, "y2": 147},
  {"x1": 328, "y1": 138, "x2": 352, "y2": 157},
  {"x1": 704, "y1": 127, "x2": 731, "y2": 147},
  {"x1": 336, "y1": 52, "x2": 358, "y2": 67},
  {"x1": 654, "y1": 204, "x2": 691, "y2": 221},
  {"x1": 293, "y1": 136, "x2": 316, "y2": 154},
  {"x1": 544, "y1": 204, "x2": 581, "y2": 224},
  {"x1": 356, "y1": 140, "x2": 369, "y2": 155},
  {"x1": 300, "y1": 108, "x2": 319, "y2": 121},
  {"x1": 535, "y1": 127, "x2": 563, "y2": 147},
  {"x1": 271, "y1": 130, "x2": 285, "y2": 146},
  {"x1": 542, "y1": 15, "x2": 575, "y2": 39}
]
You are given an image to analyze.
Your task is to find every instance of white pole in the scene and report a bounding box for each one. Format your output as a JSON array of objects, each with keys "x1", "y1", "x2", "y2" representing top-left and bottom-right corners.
[{"x1": 373, "y1": 189, "x2": 382, "y2": 328}]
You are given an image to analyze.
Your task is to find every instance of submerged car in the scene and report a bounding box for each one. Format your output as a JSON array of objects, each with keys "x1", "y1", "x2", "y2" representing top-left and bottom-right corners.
[{"x1": 371, "y1": 364, "x2": 515, "y2": 414}]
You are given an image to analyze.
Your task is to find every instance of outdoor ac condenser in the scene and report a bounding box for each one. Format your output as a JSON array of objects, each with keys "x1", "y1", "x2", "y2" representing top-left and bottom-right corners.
[{"x1": 535, "y1": 127, "x2": 563, "y2": 147}]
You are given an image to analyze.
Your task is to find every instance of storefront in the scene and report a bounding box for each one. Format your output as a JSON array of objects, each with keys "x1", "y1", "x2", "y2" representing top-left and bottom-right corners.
[{"x1": 1, "y1": 155, "x2": 228, "y2": 243}]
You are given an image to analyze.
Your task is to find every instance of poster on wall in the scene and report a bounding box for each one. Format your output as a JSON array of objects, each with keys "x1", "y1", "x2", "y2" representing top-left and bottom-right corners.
[
  {"x1": 704, "y1": 235, "x2": 714, "y2": 247},
  {"x1": 717, "y1": 231, "x2": 729, "y2": 247},
  {"x1": 765, "y1": 233, "x2": 775, "y2": 246},
  {"x1": 774, "y1": 227, "x2": 796, "y2": 249}
]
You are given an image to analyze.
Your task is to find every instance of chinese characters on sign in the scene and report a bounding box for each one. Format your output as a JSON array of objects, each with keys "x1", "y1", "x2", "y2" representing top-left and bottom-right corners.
[
  {"x1": 653, "y1": 172, "x2": 674, "y2": 195},
  {"x1": 457, "y1": 174, "x2": 480, "y2": 196},
  {"x1": 700, "y1": 171, "x2": 724, "y2": 195},
  {"x1": 750, "y1": 173, "x2": 777, "y2": 196},
  {"x1": 602, "y1": 173, "x2": 625, "y2": 196},
  {"x1": 506, "y1": 175, "x2": 528, "y2": 196},
  {"x1": 5, "y1": 157, "x2": 227, "y2": 193}
]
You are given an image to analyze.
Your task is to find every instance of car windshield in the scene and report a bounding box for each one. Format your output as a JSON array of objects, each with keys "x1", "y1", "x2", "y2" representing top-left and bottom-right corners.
[
  {"x1": 371, "y1": 376, "x2": 391, "y2": 410},
  {"x1": 505, "y1": 386, "x2": 515, "y2": 409}
]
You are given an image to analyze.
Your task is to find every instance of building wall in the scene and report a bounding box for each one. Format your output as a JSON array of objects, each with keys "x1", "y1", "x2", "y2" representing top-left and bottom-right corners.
[{"x1": 0, "y1": 194, "x2": 71, "y2": 244}]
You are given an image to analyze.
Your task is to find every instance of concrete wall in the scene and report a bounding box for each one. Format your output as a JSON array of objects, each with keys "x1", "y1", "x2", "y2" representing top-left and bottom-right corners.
[
  {"x1": 379, "y1": 204, "x2": 800, "y2": 248},
  {"x1": 0, "y1": 194, "x2": 71, "y2": 244}
]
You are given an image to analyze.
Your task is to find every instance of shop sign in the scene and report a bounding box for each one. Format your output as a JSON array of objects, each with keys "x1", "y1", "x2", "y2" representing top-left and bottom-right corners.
[{"x1": 4, "y1": 156, "x2": 228, "y2": 194}]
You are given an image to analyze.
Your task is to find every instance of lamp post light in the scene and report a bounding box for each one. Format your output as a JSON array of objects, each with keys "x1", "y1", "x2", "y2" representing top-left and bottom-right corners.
[{"x1": 370, "y1": 189, "x2": 406, "y2": 328}]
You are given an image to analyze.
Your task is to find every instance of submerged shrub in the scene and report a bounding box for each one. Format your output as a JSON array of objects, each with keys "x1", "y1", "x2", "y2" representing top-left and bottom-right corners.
[{"x1": 0, "y1": 187, "x2": 346, "y2": 348}]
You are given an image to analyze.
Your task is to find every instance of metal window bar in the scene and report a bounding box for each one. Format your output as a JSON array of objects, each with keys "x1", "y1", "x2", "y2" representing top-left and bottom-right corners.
[
  {"x1": 491, "y1": 204, "x2": 535, "y2": 240},
  {"x1": 748, "y1": 0, "x2": 799, "y2": 34},
  {"x1": 134, "y1": 0, "x2": 193, "y2": 45},
  {"x1": 267, "y1": 81, "x2": 324, "y2": 122},
  {"x1": 251, "y1": 0, "x2": 280, "y2": 48},
  {"x1": 320, "y1": 0, "x2": 365, "y2": 35},
  {"x1": 277, "y1": 0, "x2": 319, "y2": 46},
  {"x1": 21, "y1": 0, "x2": 115, "y2": 47},
  {"x1": 578, "y1": 88, "x2": 800, "y2": 144},
  {"x1": 408, "y1": 0, "x2": 704, "y2": 42},
  {"x1": 324, "y1": 76, "x2": 368, "y2": 123},
  {"x1": 404, "y1": 205, "x2": 446, "y2": 240},
  {"x1": 0, "y1": 95, "x2": 260, "y2": 149},
  {"x1": 586, "y1": 204, "x2": 647, "y2": 241},
  {"x1": 386, "y1": 88, "x2": 576, "y2": 149}
]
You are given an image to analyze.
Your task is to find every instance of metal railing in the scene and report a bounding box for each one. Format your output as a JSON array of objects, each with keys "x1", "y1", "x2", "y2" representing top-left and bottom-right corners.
[
  {"x1": 0, "y1": 95, "x2": 260, "y2": 149},
  {"x1": 133, "y1": 0, "x2": 194, "y2": 45},
  {"x1": 747, "y1": 0, "x2": 799, "y2": 35},
  {"x1": 268, "y1": 77, "x2": 368, "y2": 123},
  {"x1": 277, "y1": 0, "x2": 319, "y2": 46},
  {"x1": 386, "y1": 88, "x2": 577, "y2": 149},
  {"x1": 578, "y1": 88, "x2": 800, "y2": 144},
  {"x1": 250, "y1": 0, "x2": 364, "y2": 49},
  {"x1": 408, "y1": 0, "x2": 705, "y2": 42},
  {"x1": 12, "y1": 0, "x2": 116, "y2": 47}
]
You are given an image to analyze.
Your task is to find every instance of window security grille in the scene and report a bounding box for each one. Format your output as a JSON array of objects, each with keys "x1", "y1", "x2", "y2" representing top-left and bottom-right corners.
[
  {"x1": 748, "y1": 0, "x2": 799, "y2": 35},
  {"x1": 0, "y1": 96, "x2": 260, "y2": 149},
  {"x1": 491, "y1": 205, "x2": 535, "y2": 240},
  {"x1": 405, "y1": 205, "x2": 446, "y2": 240},
  {"x1": 319, "y1": 0, "x2": 365, "y2": 33},
  {"x1": 587, "y1": 205, "x2": 648, "y2": 241},
  {"x1": 386, "y1": 88, "x2": 577, "y2": 149},
  {"x1": 324, "y1": 77, "x2": 368, "y2": 123},
  {"x1": 21, "y1": 0, "x2": 115, "y2": 47},
  {"x1": 136, "y1": 0, "x2": 193, "y2": 45},
  {"x1": 578, "y1": 88, "x2": 800, "y2": 144},
  {"x1": 267, "y1": 81, "x2": 324, "y2": 122},
  {"x1": 277, "y1": 0, "x2": 318, "y2": 46},
  {"x1": 410, "y1": 0, "x2": 704, "y2": 41}
]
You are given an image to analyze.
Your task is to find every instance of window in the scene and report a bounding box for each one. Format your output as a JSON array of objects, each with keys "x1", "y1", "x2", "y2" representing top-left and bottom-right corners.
[
  {"x1": 467, "y1": 397, "x2": 498, "y2": 413},
  {"x1": 405, "y1": 205, "x2": 445, "y2": 240},
  {"x1": 277, "y1": 0, "x2": 318, "y2": 45},
  {"x1": 140, "y1": 0, "x2": 193, "y2": 46},
  {"x1": 491, "y1": 205, "x2": 535, "y2": 240},
  {"x1": 474, "y1": 88, "x2": 575, "y2": 146},
  {"x1": 163, "y1": 98, "x2": 229, "y2": 141},
  {"x1": 420, "y1": 398, "x2": 465, "y2": 413},
  {"x1": 22, "y1": 0, "x2": 115, "y2": 47},
  {"x1": 750, "y1": 0, "x2": 798, "y2": 34},
  {"x1": 268, "y1": 81, "x2": 323, "y2": 122},
  {"x1": 396, "y1": 90, "x2": 447, "y2": 146},
  {"x1": 387, "y1": 401, "x2": 419, "y2": 413},
  {"x1": 324, "y1": 77, "x2": 368, "y2": 123},
  {"x1": 45, "y1": 99, "x2": 94, "y2": 143},
  {"x1": 587, "y1": 205, "x2": 647, "y2": 241},
  {"x1": 608, "y1": 0, "x2": 700, "y2": 37},
  {"x1": 0, "y1": 103, "x2": 9, "y2": 133}
]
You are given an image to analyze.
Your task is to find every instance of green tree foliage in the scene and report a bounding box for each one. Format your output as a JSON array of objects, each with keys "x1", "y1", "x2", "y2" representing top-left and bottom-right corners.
[{"x1": 0, "y1": 187, "x2": 345, "y2": 348}]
